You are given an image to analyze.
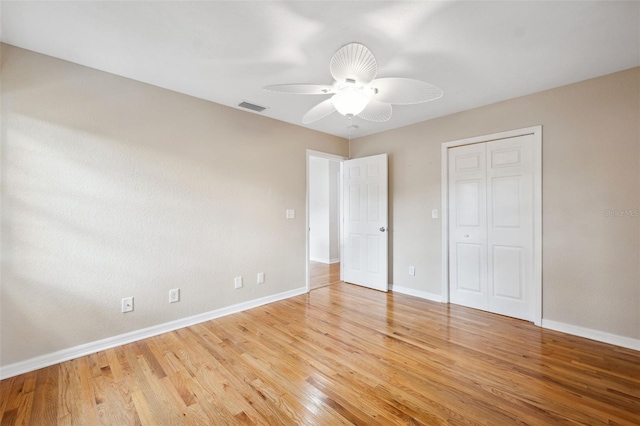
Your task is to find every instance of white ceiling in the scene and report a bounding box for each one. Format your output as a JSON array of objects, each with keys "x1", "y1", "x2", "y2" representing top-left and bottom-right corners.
[{"x1": 1, "y1": 1, "x2": 639, "y2": 139}]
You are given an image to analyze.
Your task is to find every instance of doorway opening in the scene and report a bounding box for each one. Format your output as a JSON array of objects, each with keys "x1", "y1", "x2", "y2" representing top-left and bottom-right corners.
[{"x1": 306, "y1": 150, "x2": 346, "y2": 291}]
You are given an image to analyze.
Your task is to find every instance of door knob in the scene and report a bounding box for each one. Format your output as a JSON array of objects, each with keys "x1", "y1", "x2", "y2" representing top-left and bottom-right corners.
[{"x1": 380, "y1": 227, "x2": 386, "y2": 232}]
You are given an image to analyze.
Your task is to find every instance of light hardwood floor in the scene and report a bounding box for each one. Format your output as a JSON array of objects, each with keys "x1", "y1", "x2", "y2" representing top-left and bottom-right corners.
[
  {"x1": 309, "y1": 261, "x2": 341, "y2": 290},
  {"x1": 1, "y1": 282, "x2": 639, "y2": 425}
]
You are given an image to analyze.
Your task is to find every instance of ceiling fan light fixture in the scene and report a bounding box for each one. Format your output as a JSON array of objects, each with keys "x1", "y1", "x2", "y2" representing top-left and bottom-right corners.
[
  {"x1": 331, "y1": 88, "x2": 370, "y2": 116},
  {"x1": 263, "y1": 42, "x2": 442, "y2": 125}
]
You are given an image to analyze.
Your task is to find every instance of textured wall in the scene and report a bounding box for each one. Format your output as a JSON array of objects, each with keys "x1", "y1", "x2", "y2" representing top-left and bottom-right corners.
[
  {"x1": 351, "y1": 67, "x2": 640, "y2": 340},
  {"x1": 0, "y1": 44, "x2": 347, "y2": 366}
]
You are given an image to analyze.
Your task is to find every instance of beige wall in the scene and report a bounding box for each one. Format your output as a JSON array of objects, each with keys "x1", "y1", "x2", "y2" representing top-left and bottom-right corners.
[
  {"x1": 1, "y1": 42, "x2": 638, "y2": 370},
  {"x1": 0, "y1": 44, "x2": 347, "y2": 367},
  {"x1": 351, "y1": 67, "x2": 640, "y2": 340}
]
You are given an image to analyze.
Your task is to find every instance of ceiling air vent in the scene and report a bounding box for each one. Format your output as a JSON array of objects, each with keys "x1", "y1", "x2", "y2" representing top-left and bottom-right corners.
[{"x1": 238, "y1": 101, "x2": 267, "y2": 113}]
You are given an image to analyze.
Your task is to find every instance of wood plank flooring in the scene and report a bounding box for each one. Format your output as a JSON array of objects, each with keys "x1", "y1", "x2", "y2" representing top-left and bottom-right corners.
[
  {"x1": 2, "y1": 282, "x2": 639, "y2": 425},
  {"x1": 309, "y1": 261, "x2": 340, "y2": 290}
]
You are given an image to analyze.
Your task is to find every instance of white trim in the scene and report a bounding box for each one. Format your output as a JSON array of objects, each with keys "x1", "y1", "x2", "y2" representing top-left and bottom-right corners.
[
  {"x1": 0, "y1": 287, "x2": 306, "y2": 380},
  {"x1": 441, "y1": 144, "x2": 450, "y2": 303},
  {"x1": 309, "y1": 257, "x2": 339, "y2": 265},
  {"x1": 306, "y1": 149, "x2": 347, "y2": 162},
  {"x1": 441, "y1": 126, "x2": 543, "y2": 326},
  {"x1": 306, "y1": 149, "x2": 347, "y2": 293},
  {"x1": 339, "y1": 162, "x2": 344, "y2": 282},
  {"x1": 391, "y1": 285, "x2": 443, "y2": 303},
  {"x1": 532, "y1": 128, "x2": 542, "y2": 326},
  {"x1": 542, "y1": 320, "x2": 640, "y2": 351}
]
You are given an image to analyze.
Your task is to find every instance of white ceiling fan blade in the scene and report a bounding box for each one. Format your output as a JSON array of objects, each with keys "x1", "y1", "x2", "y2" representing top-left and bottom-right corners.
[
  {"x1": 303, "y1": 99, "x2": 337, "y2": 124},
  {"x1": 330, "y1": 43, "x2": 378, "y2": 85},
  {"x1": 263, "y1": 84, "x2": 335, "y2": 95},
  {"x1": 371, "y1": 78, "x2": 443, "y2": 105},
  {"x1": 357, "y1": 99, "x2": 392, "y2": 122}
]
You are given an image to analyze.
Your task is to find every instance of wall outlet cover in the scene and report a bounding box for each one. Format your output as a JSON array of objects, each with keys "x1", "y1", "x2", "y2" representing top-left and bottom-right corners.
[{"x1": 122, "y1": 297, "x2": 134, "y2": 313}]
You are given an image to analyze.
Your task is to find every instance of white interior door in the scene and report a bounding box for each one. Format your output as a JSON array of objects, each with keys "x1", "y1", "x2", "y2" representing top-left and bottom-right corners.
[
  {"x1": 449, "y1": 135, "x2": 535, "y2": 321},
  {"x1": 448, "y1": 143, "x2": 488, "y2": 311},
  {"x1": 343, "y1": 154, "x2": 388, "y2": 292},
  {"x1": 486, "y1": 136, "x2": 534, "y2": 320}
]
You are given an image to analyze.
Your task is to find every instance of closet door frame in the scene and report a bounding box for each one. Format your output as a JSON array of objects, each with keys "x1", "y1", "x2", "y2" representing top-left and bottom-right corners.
[{"x1": 441, "y1": 126, "x2": 542, "y2": 326}]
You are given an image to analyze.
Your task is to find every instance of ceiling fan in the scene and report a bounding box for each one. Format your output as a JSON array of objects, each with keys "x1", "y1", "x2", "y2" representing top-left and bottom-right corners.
[{"x1": 264, "y1": 42, "x2": 443, "y2": 124}]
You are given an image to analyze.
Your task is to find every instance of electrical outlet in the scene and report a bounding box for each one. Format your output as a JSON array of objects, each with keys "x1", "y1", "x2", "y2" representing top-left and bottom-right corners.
[
  {"x1": 169, "y1": 288, "x2": 180, "y2": 303},
  {"x1": 257, "y1": 272, "x2": 265, "y2": 284},
  {"x1": 409, "y1": 266, "x2": 415, "y2": 276},
  {"x1": 234, "y1": 276, "x2": 243, "y2": 289},
  {"x1": 122, "y1": 297, "x2": 134, "y2": 313}
]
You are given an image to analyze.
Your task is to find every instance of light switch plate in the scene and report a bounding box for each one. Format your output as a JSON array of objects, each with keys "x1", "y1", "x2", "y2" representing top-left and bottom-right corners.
[
  {"x1": 431, "y1": 209, "x2": 439, "y2": 219},
  {"x1": 286, "y1": 209, "x2": 295, "y2": 219}
]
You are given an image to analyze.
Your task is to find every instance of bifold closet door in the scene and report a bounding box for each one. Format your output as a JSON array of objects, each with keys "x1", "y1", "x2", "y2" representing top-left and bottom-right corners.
[
  {"x1": 448, "y1": 143, "x2": 488, "y2": 311},
  {"x1": 449, "y1": 135, "x2": 534, "y2": 321}
]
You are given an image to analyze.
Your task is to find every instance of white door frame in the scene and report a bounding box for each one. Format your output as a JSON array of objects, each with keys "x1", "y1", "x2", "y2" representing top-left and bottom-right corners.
[
  {"x1": 306, "y1": 149, "x2": 347, "y2": 293},
  {"x1": 441, "y1": 126, "x2": 542, "y2": 326}
]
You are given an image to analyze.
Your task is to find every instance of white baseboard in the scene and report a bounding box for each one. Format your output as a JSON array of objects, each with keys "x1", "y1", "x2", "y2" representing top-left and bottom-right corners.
[
  {"x1": 0, "y1": 287, "x2": 307, "y2": 380},
  {"x1": 542, "y1": 319, "x2": 640, "y2": 351},
  {"x1": 391, "y1": 285, "x2": 443, "y2": 303},
  {"x1": 309, "y1": 257, "x2": 339, "y2": 264}
]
